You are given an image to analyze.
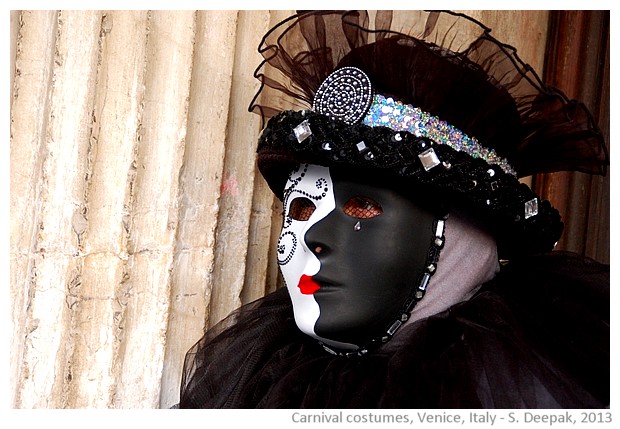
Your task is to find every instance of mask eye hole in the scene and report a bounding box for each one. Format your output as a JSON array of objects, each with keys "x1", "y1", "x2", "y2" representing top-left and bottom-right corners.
[
  {"x1": 288, "y1": 197, "x2": 316, "y2": 221},
  {"x1": 343, "y1": 196, "x2": 383, "y2": 219}
]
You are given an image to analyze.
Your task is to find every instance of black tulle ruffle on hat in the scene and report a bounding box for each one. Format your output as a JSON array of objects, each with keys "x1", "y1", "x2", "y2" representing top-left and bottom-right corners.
[{"x1": 249, "y1": 10, "x2": 608, "y2": 258}]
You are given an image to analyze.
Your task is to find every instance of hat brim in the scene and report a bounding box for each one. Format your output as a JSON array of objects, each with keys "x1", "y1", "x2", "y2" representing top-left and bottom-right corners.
[{"x1": 257, "y1": 110, "x2": 563, "y2": 259}]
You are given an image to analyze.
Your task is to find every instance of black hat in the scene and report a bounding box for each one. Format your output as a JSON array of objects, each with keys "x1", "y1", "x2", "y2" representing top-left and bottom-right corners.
[{"x1": 250, "y1": 10, "x2": 608, "y2": 259}]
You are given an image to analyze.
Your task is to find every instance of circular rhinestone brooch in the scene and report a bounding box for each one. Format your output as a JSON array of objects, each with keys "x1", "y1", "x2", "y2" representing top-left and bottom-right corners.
[{"x1": 312, "y1": 67, "x2": 373, "y2": 125}]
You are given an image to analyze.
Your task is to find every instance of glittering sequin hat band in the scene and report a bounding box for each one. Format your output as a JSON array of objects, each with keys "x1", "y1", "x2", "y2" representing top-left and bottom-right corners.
[{"x1": 312, "y1": 67, "x2": 517, "y2": 177}]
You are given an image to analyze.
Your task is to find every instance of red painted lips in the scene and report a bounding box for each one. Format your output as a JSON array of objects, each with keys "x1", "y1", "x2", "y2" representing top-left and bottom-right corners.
[{"x1": 298, "y1": 274, "x2": 321, "y2": 295}]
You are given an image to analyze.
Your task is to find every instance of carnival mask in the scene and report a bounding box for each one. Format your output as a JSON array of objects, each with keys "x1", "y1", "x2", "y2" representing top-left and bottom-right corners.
[{"x1": 278, "y1": 163, "x2": 438, "y2": 351}]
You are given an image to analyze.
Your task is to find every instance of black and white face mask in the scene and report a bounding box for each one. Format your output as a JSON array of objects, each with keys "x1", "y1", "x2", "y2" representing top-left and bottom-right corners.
[{"x1": 278, "y1": 164, "x2": 437, "y2": 351}]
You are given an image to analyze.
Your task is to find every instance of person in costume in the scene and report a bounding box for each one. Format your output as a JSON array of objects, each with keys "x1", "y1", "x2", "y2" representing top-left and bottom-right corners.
[{"x1": 179, "y1": 10, "x2": 608, "y2": 408}]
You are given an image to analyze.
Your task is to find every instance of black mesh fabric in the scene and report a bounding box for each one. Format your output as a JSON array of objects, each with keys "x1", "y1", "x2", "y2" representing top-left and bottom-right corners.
[
  {"x1": 250, "y1": 11, "x2": 607, "y2": 177},
  {"x1": 251, "y1": 10, "x2": 608, "y2": 259},
  {"x1": 179, "y1": 252, "x2": 609, "y2": 408}
]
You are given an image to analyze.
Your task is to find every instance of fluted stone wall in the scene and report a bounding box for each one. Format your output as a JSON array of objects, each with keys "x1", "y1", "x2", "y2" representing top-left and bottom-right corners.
[{"x1": 9, "y1": 10, "x2": 550, "y2": 408}]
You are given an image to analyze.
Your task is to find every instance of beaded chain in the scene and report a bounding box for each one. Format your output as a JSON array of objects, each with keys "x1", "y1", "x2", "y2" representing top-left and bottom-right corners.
[
  {"x1": 258, "y1": 68, "x2": 562, "y2": 356},
  {"x1": 319, "y1": 214, "x2": 448, "y2": 357}
]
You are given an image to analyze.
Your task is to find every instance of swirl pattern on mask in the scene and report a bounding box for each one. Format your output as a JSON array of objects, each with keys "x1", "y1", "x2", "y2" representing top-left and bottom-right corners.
[{"x1": 277, "y1": 164, "x2": 330, "y2": 267}]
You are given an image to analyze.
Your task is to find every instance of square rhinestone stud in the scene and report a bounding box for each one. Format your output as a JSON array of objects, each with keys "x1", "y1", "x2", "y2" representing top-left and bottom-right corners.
[
  {"x1": 293, "y1": 120, "x2": 312, "y2": 143},
  {"x1": 418, "y1": 148, "x2": 441, "y2": 171},
  {"x1": 524, "y1": 198, "x2": 539, "y2": 219}
]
